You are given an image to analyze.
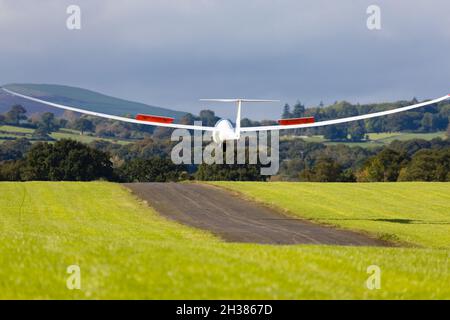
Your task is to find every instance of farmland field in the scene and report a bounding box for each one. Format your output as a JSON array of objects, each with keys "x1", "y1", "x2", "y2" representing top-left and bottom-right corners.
[
  {"x1": 0, "y1": 125, "x2": 131, "y2": 145},
  {"x1": 0, "y1": 125, "x2": 34, "y2": 133},
  {"x1": 50, "y1": 130, "x2": 131, "y2": 145},
  {"x1": 283, "y1": 131, "x2": 447, "y2": 148},
  {"x1": 0, "y1": 182, "x2": 449, "y2": 299}
]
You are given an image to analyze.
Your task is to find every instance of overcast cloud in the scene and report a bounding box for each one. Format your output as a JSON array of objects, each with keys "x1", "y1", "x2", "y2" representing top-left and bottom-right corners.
[{"x1": 1, "y1": 0, "x2": 449, "y2": 119}]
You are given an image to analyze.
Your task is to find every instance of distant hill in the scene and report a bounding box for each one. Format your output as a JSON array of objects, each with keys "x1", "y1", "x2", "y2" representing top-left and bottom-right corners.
[{"x1": 0, "y1": 83, "x2": 187, "y2": 119}]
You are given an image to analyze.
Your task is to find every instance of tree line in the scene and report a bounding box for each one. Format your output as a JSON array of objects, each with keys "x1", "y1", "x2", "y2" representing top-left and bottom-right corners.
[
  {"x1": 0, "y1": 139, "x2": 186, "y2": 182},
  {"x1": 1, "y1": 101, "x2": 449, "y2": 182},
  {"x1": 0, "y1": 139, "x2": 264, "y2": 182},
  {"x1": 1, "y1": 136, "x2": 449, "y2": 182},
  {"x1": 278, "y1": 137, "x2": 450, "y2": 182}
]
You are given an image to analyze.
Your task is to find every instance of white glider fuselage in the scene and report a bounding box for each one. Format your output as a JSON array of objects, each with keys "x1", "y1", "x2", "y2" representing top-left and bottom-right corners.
[{"x1": 213, "y1": 119, "x2": 236, "y2": 144}]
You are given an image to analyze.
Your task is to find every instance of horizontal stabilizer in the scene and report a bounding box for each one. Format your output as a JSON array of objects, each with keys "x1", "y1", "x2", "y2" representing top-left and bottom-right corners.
[{"x1": 200, "y1": 99, "x2": 279, "y2": 103}]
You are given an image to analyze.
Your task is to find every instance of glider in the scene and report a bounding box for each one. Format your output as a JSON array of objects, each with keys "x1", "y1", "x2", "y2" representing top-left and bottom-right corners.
[{"x1": 2, "y1": 87, "x2": 449, "y2": 144}]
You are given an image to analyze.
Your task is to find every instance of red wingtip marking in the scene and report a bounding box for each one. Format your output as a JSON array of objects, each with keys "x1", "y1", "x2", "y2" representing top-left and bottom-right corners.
[
  {"x1": 278, "y1": 117, "x2": 315, "y2": 126},
  {"x1": 136, "y1": 114, "x2": 174, "y2": 124}
]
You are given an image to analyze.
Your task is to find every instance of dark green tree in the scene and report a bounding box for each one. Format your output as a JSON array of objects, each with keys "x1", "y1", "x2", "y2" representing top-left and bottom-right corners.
[
  {"x1": 0, "y1": 138, "x2": 32, "y2": 161},
  {"x1": 0, "y1": 160, "x2": 24, "y2": 181},
  {"x1": 73, "y1": 118, "x2": 94, "y2": 135},
  {"x1": 118, "y1": 157, "x2": 185, "y2": 182},
  {"x1": 281, "y1": 104, "x2": 292, "y2": 119},
  {"x1": 358, "y1": 148, "x2": 408, "y2": 182},
  {"x1": 180, "y1": 113, "x2": 197, "y2": 125},
  {"x1": 199, "y1": 110, "x2": 219, "y2": 126},
  {"x1": 365, "y1": 118, "x2": 384, "y2": 133},
  {"x1": 348, "y1": 122, "x2": 366, "y2": 141},
  {"x1": 420, "y1": 112, "x2": 434, "y2": 132},
  {"x1": 37, "y1": 112, "x2": 59, "y2": 133},
  {"x1": 300, "y1": 157, "x2": 343, "y2": 182},
  {"x1": 5, "y1": 105, "x2": 27, "y2": 125},
  {"x1": 446, "y1": 123, "x2": 450, "y2": 139},
  {"x1": 32, "y1": 127, "x2": 53, "y2": 141},
  {"x1": 292, "y1": 101, "x2": 305, "y2": 118},
  {"x1": 323, "y1": 125, "x2": 348, "y2": 141},
  {"x1": 195, "y1": 163, "x2": 266, "y2": 181},
  {"x1": 398, "y1": 149, "x2": 449, "y2": 181},
  {"x1": 21, "y1": 139, "x2": 113, "y2": 181}
]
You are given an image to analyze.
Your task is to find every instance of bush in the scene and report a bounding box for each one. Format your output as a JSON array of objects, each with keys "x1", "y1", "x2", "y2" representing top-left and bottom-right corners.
[
  {"x1": 117, "y1": 157, "x2": 186, "y2": 182},
  {"x1": 195, "y1": 163, "x2": 266, "y2": 181},
  {"x1": 20, "y1": 139, "x2": 113, "y2": 181},
  {"x1": 0, "y1": 160, "x2": 24, "y2": 181},
  {"x1": 357, "y1": 149, "x2": 408, "y2": 182},
  {"x1": 398, "y1": 149, "x2": 450, "y2": 181}
]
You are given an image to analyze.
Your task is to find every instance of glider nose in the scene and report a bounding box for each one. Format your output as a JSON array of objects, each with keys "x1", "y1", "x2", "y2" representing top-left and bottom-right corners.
[{"x1": 213, "y1": 119, "x2": 235, "y2": 144}]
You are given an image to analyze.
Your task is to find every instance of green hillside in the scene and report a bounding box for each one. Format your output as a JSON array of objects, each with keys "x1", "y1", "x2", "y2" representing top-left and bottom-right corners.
[
  {"x1": 2, "y1": 83, "x2": 186, "y2": 119},
  {"x1": 0, "y1": 181, "x2": 449, "y2": 299}
]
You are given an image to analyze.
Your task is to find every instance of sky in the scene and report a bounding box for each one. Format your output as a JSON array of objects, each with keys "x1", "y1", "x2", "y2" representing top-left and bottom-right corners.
[{"x1": 1, "y1": 0, "x2": 449, "y2": 120}]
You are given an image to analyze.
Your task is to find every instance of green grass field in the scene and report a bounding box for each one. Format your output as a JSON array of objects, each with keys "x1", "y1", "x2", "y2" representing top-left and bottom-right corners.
[
  {"x1": 50, "y1": 131, "x2": 131, "y2": 145},
  {"x1": 367, "y1": 132, "x2": 447, "y2": 144},
  {"x1": 0, "y1": 125, "x2": 34, "y2": 142},
  {"x1": 0, "y1": 182, "x2": 449, "y2": 299},
  {"x1": 0, "y1": 125, "x2": 131, "y2": 145},
  {"x1": 0, "y1": 125, "x2": 34, "y2": 133},
  {"x1": 283, "y1": 131, "x2": 447, "y2": 148}
]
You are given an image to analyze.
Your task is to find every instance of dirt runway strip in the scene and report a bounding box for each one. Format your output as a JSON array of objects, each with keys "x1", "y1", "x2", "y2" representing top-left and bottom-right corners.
[{"x1": 125, "y1": 183, "x2": 390, "y2": 246}]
